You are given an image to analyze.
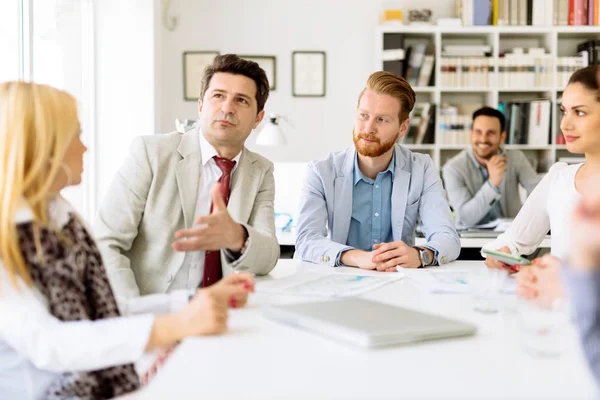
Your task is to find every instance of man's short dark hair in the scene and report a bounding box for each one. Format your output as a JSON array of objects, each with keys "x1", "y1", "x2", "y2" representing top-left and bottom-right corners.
[
  {"x1": 200, "y1": 54, "x2": 270, "y2": 113},
  {"x1": 472, "y1": 106, "x2": 505, "y2": 132}
]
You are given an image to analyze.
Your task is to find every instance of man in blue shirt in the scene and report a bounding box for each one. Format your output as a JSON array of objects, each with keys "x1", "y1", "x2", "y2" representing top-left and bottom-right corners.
[{"x1": 294, "y1": 71, "x2": 460, "y2": 270}]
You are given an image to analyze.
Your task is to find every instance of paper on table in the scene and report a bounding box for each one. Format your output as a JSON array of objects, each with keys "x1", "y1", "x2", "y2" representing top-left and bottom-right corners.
[
  {"x1": 403, "y1": 269, "x2": 516, "y2": 294},
  {"x1": 256, "y1": 272, "x2": 404, "y2": 298}
]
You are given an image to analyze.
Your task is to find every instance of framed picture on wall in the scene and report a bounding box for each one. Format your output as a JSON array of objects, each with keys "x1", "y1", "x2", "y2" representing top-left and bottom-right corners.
[
  {"x1": 292, "y1": 51, "x2": 326, "y2": 97},
  {"x1": 183, "y1": 51, "x2": 219, "y2": 101},
  {"x1": 239, "y1": 55, "x2": 277, "y2": 90}
]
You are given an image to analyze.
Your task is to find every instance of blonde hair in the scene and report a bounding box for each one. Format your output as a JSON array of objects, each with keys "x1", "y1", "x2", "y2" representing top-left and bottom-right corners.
[
  {"x1": 357, "y1": 71, "x2": 416, "y2": 122},
  {"x1": 0, "y1": 81, "x2": 79, "y2": 288}
]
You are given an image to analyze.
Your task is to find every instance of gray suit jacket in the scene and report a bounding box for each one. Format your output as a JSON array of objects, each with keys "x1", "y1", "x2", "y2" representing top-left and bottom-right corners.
[
  {"x1": 94, "y1": 129, "x2": 279, "y2": 299},
  {"x1": 294, "y1": 144, "x2": 460, "y2": 266},
  {"x1": 442, "y1": 149, "x2": 541, "y2": 228}
]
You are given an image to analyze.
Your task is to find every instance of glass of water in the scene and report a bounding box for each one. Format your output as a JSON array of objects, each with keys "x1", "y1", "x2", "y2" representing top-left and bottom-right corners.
[
  {"x1": 518, "y1": 296, "x2": 569, "y2": 357},
  {"x1": 468, "y1": 267, "x2": 508, "y2": 314}
]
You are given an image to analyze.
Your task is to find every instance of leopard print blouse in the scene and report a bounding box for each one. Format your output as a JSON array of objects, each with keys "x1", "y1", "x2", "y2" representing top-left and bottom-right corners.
[{"x1": 16, "y1": 213, "x2": 140, "y2": 399}]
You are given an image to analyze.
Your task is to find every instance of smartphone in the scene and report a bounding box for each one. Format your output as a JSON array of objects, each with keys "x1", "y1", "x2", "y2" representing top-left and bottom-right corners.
[{"x1": 481, "y1": 248, "x2": 532, "y2": 266}]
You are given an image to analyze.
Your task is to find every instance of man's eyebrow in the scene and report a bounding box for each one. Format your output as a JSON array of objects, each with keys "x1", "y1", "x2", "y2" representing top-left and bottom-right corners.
[{"x1": 210, "y1": 89, "x2": 253, "y2": 101}]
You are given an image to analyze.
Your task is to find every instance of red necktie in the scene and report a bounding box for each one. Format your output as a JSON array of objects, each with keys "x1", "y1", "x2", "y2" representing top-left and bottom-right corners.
[{"x1": 201, "y1": 156, "x2": 236, "y2": 288}]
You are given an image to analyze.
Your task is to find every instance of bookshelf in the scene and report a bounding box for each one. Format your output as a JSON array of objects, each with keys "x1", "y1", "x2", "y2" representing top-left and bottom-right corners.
[{"x1": 376, "y1": 25, "x2": 600, "y2": 172}]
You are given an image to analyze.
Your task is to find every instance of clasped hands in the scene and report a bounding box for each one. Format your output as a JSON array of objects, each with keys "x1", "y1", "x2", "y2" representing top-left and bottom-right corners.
[{"x1": 340, "y1": 240, "x2": 424, "y2": 271}]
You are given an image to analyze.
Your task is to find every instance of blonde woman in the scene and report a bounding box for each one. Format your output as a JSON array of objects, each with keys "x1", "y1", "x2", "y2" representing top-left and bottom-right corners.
[{"x1": 0, "y1": 81, "x2": 254, "y2": 399}]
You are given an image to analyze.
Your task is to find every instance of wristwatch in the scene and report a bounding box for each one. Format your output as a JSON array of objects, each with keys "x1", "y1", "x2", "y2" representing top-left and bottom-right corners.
[{"x1": 414, "y1": 246, "x2": 433, "y2": 268}]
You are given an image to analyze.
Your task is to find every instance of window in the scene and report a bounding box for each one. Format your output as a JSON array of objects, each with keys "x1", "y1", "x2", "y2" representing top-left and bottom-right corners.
[
  {"x1": 0, "y1": 0, "x2": 20, "y2": 82},
  {"x1": 32, "y1": 0, "x2": 95, "y2": 221},
  {"x1": 2, "y1": 0, "x2": 95, "y2": 221}
]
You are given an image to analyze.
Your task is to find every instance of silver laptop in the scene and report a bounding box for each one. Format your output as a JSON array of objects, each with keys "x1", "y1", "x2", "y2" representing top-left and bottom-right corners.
[{"x1": 262, "y1": 298, "x2": 476, "y2": 348}]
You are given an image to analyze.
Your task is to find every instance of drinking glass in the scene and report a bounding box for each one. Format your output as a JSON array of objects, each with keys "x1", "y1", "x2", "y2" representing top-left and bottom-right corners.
[{"x1": 468, "y1": 267, "x2": 508, "y2": 314}]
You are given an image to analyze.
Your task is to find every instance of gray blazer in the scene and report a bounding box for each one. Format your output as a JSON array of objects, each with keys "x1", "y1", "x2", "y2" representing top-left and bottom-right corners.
[
  {"x1": 94, "y1": 129, "x2": 279, "y2": 299},
  {"x1": 442, "y1": 149, "x2": 541, "y2": 228},
  {"x1": 294, "y1": 144, "x2": 460, "y2": 266}
]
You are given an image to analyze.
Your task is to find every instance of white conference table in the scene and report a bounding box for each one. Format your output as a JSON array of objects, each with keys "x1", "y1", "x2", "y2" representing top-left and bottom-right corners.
[
  {"x1": 144, "y1": 260, "x2": 595, "y2": 400},
  {"x1": 276, "y1": 230, "x2": 552, "y2": 249}
]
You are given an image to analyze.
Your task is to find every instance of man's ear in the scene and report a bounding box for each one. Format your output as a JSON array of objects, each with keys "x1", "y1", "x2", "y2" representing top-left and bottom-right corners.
[
  {"x1": 500, "y1": 130, "x2": 507, "y2": 144},
  {"x1": 253, "y1": 110, "x2": 265, "y2": 129},
  {"x1": 397, "y1": 118, "x2": 410, "y2": 139},
  {"x1": 198, "y1": 99, "x2": 203, "y2": 113}
]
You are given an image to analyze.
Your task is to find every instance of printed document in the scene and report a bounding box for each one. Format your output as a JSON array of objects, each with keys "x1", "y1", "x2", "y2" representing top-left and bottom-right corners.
[{"x1": 257, "y1": 272, "x2": 403, "y2": 298}]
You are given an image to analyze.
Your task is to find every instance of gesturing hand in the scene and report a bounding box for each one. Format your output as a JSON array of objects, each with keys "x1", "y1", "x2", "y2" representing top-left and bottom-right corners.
[{"x1": 172, "y1": 183, "x2": 247, "y2": 253}]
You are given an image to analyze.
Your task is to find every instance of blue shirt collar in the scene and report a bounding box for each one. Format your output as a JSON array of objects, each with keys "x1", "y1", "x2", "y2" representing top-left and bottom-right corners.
[{"x1": 353, "y1": 152, "x2": 395, "y2": 185}]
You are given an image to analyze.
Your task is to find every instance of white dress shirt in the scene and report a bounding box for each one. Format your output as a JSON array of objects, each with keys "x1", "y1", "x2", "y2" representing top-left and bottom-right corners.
[
  {"x1": 482, "y1": 162, "x2": 583, "y2": 259},
  {"x1": 167, "y1": 131, "x2": 241, "y2": 292},
  {"x1": 0, "y1": 197, "x2": 185, "y2": 400}
]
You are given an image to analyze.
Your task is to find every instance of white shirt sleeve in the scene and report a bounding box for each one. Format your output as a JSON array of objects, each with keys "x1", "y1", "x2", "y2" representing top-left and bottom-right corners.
[
  {"x1": 0, "y1": 272, "x2": 155, "y2": 373},
  {"x1": 118, "y1": 290, "x2": 194, "y2": 316},
  {"x1": 482, "y1": 163, "x2": 566, "y2": 257}
]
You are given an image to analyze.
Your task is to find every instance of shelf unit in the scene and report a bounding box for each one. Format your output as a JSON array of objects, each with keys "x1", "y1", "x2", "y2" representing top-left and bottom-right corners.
[{"x1": 376, "y1": 25, "x2": 600, "y2": 172}]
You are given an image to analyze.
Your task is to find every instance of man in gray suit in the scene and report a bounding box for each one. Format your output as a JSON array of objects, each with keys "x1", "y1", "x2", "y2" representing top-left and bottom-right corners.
[
  {"x1": 295, "y1": 71, "x2": 460, "y2": 271},
  {"x1": 95, "y1": 54, "x2": 279, "y2": 301},
  {"x1": 442, "y1": 106, "x2": 541, "y2": 228}
]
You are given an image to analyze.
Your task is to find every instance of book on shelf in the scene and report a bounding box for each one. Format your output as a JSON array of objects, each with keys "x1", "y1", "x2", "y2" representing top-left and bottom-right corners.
[
  {"x1": 405, "y1": 43, "x2": 428, "y2": 87},
  {"x1": 458, "y1": 0, "x2": 600, "y2": 26},
  {"x1": 498, "y1": 48, "x2": 553, "y2": 89},
  {"x1": 440, "y1": 56, "x2": 495, "y2": 88},
  {"x1": 381, "y1": 36, "x2": 435, "y2": 86},
  {"x1": 382, "y1": 49, "x2": 405, "y2": 62},
  {"x1": 557, "y1": 54, "x2": 588, "y2": 87},
  {"x1": 577, "y1": 39, "x2": 600, "y2": 65},
  {"x1": 405, "y1": 102, "x2": 436, "y2": 145},
  {"x1": 473, "y1": 0, "x2": 492, "y2": 25},
  {"x1": 499, "y1": 99, "x2": 551, "y2": 146},
  {"x1": 382, "y1": 33, "x2": 407, "y2": 77},
  {"x1": 417, "y1": 47, "x2": 435, "y2": 87}
]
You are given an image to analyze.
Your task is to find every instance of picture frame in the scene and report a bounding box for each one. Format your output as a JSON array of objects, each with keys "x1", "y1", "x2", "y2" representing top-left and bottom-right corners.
[
  {"x1": 239, "y1": 55, "x2": 277, "y2": 90},
  {"x1": 183, "y1": 51, "x2": 220, "y2": 101},
  {"x1": 292, "y1": 51, "x2": 326, "y2": 97}
]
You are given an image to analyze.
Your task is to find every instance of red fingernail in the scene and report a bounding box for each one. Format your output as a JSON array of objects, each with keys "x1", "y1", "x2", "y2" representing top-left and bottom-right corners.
[
  {"x1": 229, "y1": 297, "x2": 237, "y2": 308},
  {"x1": 243, "y1": 283, "x2": 250, "y2": 290}
]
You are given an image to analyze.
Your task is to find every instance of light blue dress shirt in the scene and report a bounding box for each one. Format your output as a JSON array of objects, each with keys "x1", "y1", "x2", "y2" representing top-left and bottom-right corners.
[
  {"x1": 346, "y1": 153, "x2": 395, "y2": 251},
  {"x1": 468, "y1": 151, "x2": 504, "y2": 225}
]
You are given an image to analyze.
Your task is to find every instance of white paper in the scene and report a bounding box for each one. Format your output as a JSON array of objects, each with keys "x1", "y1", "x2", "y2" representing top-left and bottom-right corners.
[
  {"x1": 256, "y1": 272, "x2": 403, "y2": 298},
  {"x1": 403, "y1": 269, "x2": 516, "y2": 294}
]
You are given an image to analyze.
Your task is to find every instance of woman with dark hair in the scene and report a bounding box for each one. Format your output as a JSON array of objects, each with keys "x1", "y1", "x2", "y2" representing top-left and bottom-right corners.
[{"x1": 483, "y1": 65, "x2": 600, "y2": 273}]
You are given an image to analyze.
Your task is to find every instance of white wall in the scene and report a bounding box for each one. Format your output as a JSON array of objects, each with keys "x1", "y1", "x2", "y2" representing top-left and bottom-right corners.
[
  {"x1": 157, "y1": 0, "x2": 456, "y2": 163},
  {"x1": 91, "y1": 0, "x2": 455, "y2": 216},
  {"x1": 94, "y1": 0, "x2": 157, "y2": 204}
]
